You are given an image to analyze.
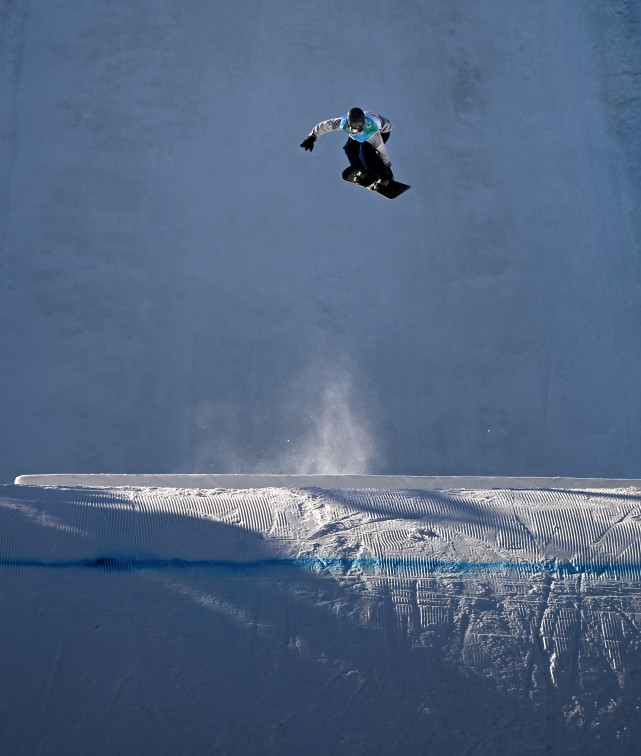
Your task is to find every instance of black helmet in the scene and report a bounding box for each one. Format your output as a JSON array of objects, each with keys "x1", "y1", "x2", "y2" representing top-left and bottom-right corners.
[{"x1": 347, "y1": 107, "x2": 365, "y2": 132}]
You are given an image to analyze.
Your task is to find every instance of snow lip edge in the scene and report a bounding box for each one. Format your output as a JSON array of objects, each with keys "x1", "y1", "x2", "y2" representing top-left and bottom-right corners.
[{"x1": 12, "y1": 473, "x2": 641, "y2": 491}]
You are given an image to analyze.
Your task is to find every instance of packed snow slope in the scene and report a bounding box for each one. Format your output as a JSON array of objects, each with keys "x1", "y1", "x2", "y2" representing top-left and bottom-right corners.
[
  {"x1": 2, "y1": 480, "x2": 641, "y2": 755},
  {"x1": 1, "y1": 1, "x2": 641, "y2": 482}
]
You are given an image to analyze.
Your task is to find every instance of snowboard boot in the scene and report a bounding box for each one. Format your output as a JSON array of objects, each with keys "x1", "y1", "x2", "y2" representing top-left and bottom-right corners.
[{"x1": 373, "y1": 176, "x2": 392, "y2": 190}]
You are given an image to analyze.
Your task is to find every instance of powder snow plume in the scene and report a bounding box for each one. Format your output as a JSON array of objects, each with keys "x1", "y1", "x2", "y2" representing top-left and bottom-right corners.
[
  {"x1": 288, "y1": 362, "x2": 379, "y2": 474},
  {"x1": 188, "y1": 359, "x2": 379, "y2": 475}
]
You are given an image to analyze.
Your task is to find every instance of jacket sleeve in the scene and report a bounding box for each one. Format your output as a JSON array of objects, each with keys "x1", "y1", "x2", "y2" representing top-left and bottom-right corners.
[
  {"x1": 309, "y1": 118, "x2": 343, "y2": 139},
  {"x1": 366, "y1": 113, "x2": 392, "y2": 167},
  {"x1": 369, "y1": 132, "x2": 392, "y2": 167},
  {"x1": 376, "y1": 114, "x2": 393, "y2": 134}
]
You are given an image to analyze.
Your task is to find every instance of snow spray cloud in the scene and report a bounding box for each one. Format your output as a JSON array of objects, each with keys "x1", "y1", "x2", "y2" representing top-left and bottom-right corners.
[
  {"x1": 188, "y1": 358, "x2": 379, "y2": 474},
  {"x1": 280, "y1": 360, "x2": 380, "y2": 475}
]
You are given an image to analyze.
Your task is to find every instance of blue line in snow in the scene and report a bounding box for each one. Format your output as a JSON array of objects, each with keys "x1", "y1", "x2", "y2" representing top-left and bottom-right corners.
[{"x1": 0, "y1": 556, "x2": 640, "y2": 578}]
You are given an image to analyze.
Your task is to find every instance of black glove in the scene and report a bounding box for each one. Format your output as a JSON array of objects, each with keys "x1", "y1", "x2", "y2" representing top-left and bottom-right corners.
[{"x1": 300, "y1": 135, "x2": 316, "y2": 151}]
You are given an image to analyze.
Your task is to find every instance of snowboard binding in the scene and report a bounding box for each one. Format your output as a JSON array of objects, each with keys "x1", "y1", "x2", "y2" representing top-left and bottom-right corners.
[
  {"x1": 341, "y1": 166, "x2": 410, "y2": 200},
  {"x1": 342, "y1": 166, "x2": 376, "y2": 187}
]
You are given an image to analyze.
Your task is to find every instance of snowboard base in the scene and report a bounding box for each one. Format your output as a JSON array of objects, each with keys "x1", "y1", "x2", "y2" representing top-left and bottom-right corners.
[{"x1": 342, "y1": 166, "x2": 410, "y2": 199}]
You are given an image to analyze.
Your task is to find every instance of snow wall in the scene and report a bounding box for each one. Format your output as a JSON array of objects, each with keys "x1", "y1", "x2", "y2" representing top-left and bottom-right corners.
[
  {"x1": 1, "y1": 1, "x2": 641, "y2": 482},
  {"x1": 3, "y1": 477, "x2": 641, "y2": 755}
]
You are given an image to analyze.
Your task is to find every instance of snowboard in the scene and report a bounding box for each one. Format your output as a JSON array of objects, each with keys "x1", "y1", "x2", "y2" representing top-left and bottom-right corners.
[{"x1": 341, "y1": 166, "x2": 410, "y2": 200}]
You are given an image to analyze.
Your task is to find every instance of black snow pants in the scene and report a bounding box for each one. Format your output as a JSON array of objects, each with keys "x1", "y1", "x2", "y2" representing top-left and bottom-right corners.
[{"x1": 343, "y1": 131, "x2": 391, "y2": 178}]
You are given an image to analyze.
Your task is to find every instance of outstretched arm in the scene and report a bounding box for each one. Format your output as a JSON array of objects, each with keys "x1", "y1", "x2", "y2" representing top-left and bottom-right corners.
[
  {"x1": 300, "y1": 117, "x2": 343, "y2": 151},
  {"x1": 309, "y1": 118, "x2": 343, "y2": 138}
]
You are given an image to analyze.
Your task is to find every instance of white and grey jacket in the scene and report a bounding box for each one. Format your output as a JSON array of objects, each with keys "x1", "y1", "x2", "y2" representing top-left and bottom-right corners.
[{"x1": 307, "y1": 112, "x2": 393, "y2": 167}]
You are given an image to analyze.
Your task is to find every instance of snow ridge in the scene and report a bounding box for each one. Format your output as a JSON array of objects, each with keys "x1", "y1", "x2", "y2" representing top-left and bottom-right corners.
[{"x1": 2, "y1": 483, "x2": 641, "y2": 754}]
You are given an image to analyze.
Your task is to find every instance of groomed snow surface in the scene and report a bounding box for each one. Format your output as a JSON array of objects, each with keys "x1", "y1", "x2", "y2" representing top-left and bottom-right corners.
[{"x1": 2, "y1": 480, "x2": 641, "y2": 754}]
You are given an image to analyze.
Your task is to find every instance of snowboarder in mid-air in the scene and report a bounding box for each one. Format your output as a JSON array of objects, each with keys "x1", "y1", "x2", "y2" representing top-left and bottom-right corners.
[{"x1": 300, "y1": 107, "x2": 409, "y2": 199}]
